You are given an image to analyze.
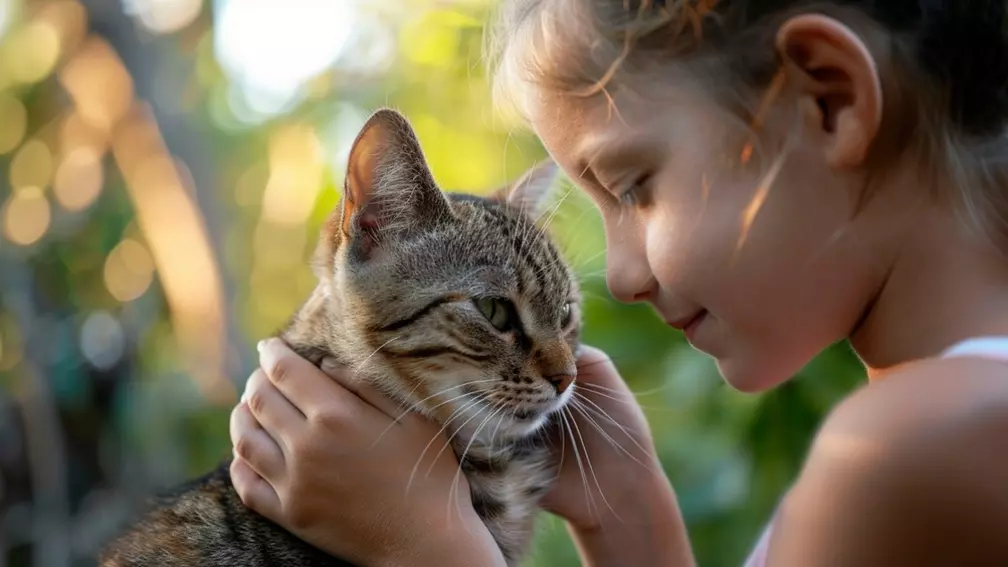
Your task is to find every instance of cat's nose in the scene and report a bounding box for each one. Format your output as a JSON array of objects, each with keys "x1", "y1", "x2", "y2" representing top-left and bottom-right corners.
[{"x1": 546, "y1": 373, "x2": 576, "y2": 394}]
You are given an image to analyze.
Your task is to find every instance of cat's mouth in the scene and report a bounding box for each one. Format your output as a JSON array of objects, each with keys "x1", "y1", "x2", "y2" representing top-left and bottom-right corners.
[
  {"x1": 512, "y1": 409, "x2": 540, "y2": 421},
  {"x1": 511, "y1": 392, "x2": 572, "y2": 423}
]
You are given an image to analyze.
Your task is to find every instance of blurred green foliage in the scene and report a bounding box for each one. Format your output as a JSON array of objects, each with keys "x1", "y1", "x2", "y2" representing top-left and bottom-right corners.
[{"x1": 0, "y1": 1, "x2": 866, "y2": 565}]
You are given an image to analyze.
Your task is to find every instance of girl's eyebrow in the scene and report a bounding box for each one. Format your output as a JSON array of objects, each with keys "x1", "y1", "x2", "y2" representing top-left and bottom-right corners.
[{"x1": 578, "y1": 135, "x2": 647, "y2": 186}]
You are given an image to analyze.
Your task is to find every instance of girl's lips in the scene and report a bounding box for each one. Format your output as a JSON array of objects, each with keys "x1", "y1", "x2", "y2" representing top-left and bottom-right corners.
[
  {"x1": 666, "y1": 309, "x2": 706, "y2": 332},
  {"x1": 682, "y1": 310, "x2": 707, "y2": 342}
]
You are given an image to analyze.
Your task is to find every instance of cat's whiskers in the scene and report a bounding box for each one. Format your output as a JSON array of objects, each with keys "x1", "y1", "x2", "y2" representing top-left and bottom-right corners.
[
  {"x1": 556, "y1": 205, "x2": 603, "y2": 265},
  {"x1": 395, "y1": 379, "x2": 500, "y2": 420},
  {"x1": 566, "y1": 405, "x2": 622, "y2": 522},
  {"x1": 371, "y1": 387, "x2": 478, "y2": 448},
  {"x1": 448, "y1": 402, "x2": 507, "y2": 524},
  {"x1": 535, "y1": 186, "x2": 574, "y2": 237},
  {"x1": 486, "y1": 399, "x2": 513, "y2": 453},
  {"x1": 553, "y1": 412, "x2": 566, "y2": 483},
  {"x1": 569, "y1": 246, "x2": 607, "y2": 273},
  {"x1": 512, "y1": 197, "x2": 569, "y2": 284},
  {"x1": 423, "y1": 394, "x2": 496, "y2": 481},
  {"x1": 570, "y1": 397, "x2": 648, "y2": 470},
  {"x1": 576, "y1": 268, "x2": 609, "y2": 283},
  {"x1": 575, "y1": 382, "x2": 673, "y2": 413},
  {"x1": 577, "y1": 379, "x2": 671, "y2": 398},
  {"x1": 512, "y1": 196, "x2": 559, "y2": 276},
  {"x1": 352, "y1": 336, "x2": 401, "y2": 377},
  {"x1": 559, "y1": 409, "x2": 596, "y2": 520},
  {"x1": 406, "y1": 395, "x2": 486, "y2": 495},
  {"x1": 572, "y1": 390, "x2": 656, "y2": 460}
]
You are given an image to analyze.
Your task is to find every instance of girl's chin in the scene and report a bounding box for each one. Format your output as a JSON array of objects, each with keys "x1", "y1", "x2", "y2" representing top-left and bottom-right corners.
[{"x1": 715, "y1": 355, "x2": 803, "y2": 394}]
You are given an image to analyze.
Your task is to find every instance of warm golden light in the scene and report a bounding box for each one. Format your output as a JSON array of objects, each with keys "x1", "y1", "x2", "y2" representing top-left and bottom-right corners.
[
  {"x1": 60, "y1": 112, "x2": 109, "y2": 156},
  {"x1": 1, "y1": 20, "x2": 62, "y2": 84},
  {"x1": 262, "y1": 123, "x2": 324, "y2": 225},
  {"x1": 53, "y1": 147, "x2": 103, "y2": 211},
  {"x1": 36, "y1": 0, "x2": 89, "y2": 57},
  {"x1": 3, "y1": 186, "x2": 52, "y2": 246},
  {"x1": 9, "y1": 139, "x2": 54, "y2": 190},
  {"x1": 104, "y1": 238, "x2": 155, "y2": 302},
  {"x1": 235, "y1": 163, "x2": 267, "y2": 208},
  {"x1": 111, "y1": 103, "x2": 233, "y2": 404},
  {"x1": 58, "y1": 36, "x2": 134, "y2": 132},
  {"x1": 253, "y1": 220, "x2": 307, "y2": 271},
  {"x1": 0, "y1": 93, "x2": 28, "y2": 154}
]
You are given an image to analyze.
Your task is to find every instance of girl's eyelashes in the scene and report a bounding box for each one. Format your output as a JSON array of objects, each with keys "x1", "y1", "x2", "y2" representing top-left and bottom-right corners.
[{"x1": 618, "y1": 173, "x2": 651, "y2": 206}]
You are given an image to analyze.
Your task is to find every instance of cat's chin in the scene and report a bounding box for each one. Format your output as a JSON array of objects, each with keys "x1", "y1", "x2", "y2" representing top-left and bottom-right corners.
[
  {"x1": 499, "y1": 413, "x2": 551, "y2": 439},
  {"x1": 448, "y1": 404, "x2": 559, "y2": 447}
]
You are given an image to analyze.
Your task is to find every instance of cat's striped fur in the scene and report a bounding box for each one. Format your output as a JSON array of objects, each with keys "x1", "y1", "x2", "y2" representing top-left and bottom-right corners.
[{"x1": 100, "y1": 109, "x2": 581, "y2": 567}]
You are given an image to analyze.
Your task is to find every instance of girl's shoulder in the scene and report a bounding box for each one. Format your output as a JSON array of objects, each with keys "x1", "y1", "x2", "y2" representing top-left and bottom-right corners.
[
  {"x1": 765, "y1": 356, "x2": 1008, "y2": 566},
  {"x1": 833, "y1": 354, "x2": 1008, "y2": 435}
]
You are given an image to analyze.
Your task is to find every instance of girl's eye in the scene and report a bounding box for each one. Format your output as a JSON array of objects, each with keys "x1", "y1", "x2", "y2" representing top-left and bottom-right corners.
[
  {"x1": 475, "y1": 297, "x2": 514, "y2": 331},
  {"x1": 618, "y1": 174, "x2": 651, "y2": 206}
]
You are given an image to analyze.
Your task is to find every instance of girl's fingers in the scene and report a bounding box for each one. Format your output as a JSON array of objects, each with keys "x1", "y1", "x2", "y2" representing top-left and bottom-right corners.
[
  {"x1": 258, "y1": 339, "x2": 362, "y2": 420},
  {"x1": 575, "y1": 345, "x2": 619, "y2": 381},
  {"x1": 230, "y1": 401, "x2": 286, "y2": 481},
  {"x1": 230, "y1": 457, "x2": 282, "y2": 520},
  {"x1": 320, "y1": 357, "x2": 403, "y2": 421},
  {"x1": 244, "y1": 368, "x2": 305, "y2": 451}
]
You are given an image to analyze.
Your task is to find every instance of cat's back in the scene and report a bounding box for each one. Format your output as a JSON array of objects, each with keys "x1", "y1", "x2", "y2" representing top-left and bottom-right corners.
[{"x1": 100, "y1": 463, "x2": 350, "y2": 567}]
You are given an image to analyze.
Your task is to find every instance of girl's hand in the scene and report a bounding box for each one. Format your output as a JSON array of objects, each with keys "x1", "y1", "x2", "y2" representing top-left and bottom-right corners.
[
  {"x1": 541, "y1": 346, "x2": 676, "y2": 531},
  {"x1": 229, "y1": 338, "x2": 505, "y2": 567}
]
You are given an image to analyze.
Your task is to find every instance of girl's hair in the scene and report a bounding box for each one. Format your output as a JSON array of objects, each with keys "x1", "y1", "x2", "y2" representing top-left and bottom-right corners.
[{"x1": 487, "y1": 0, "x2": 1008, "y2": 249}]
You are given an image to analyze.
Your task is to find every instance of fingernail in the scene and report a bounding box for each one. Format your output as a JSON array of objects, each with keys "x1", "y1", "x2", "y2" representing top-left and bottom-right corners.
[
  {"x1": 256, "y1": 340, "x2": 265, "y2": 353},
  {"x1": 320, "y1": 357, "x2": 339, "y2": 374}
]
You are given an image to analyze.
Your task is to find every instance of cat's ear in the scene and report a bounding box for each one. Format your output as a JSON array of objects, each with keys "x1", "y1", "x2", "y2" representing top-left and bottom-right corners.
[
  {"x1": 489, "y1": 159, "x2": 561, "y2": 220},
  {"x1": 330, "y1": 108, "x2": 451, "y2": 260}
]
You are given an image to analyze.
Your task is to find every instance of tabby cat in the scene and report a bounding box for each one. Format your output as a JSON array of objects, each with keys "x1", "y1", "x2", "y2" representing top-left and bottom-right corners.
[{"x1": 99, "y1": 108, "x2": 582, "y2": 567}]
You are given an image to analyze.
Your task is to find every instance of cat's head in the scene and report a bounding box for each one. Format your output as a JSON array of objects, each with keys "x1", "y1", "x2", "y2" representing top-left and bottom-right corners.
[{"x1": 314, "y1": 108, "x2": 580, "y2": 442}]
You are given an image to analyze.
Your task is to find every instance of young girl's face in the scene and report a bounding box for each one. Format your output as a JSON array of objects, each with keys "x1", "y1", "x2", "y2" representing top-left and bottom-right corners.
[{"x1": 528, "y1": 84, "x2": 892, "y2": 391}]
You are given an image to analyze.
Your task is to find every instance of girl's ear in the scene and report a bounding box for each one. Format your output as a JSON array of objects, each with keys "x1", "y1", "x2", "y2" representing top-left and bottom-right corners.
[
  {"x1": 488, "y1": 160, "x2": 561, "y2": 219},
  {"x1": 776, "y1": 14, "x2": 883, "y2": 169}
]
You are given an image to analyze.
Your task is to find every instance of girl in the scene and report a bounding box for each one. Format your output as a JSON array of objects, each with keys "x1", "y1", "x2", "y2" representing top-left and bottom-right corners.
[{"x1": 229, "y1": 1, "x2": 1008, "y2": 565}]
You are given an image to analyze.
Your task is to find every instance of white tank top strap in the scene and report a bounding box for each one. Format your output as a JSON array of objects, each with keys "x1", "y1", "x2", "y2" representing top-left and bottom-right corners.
[{"x1": 940, "y1": 336, "x2": 1008, "y2": 362}]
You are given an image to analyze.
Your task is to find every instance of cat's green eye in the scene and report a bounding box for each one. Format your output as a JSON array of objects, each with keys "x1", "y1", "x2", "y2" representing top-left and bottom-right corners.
[
  {"x1": 475, "y1": 297, "x2": 513, "y2": 331},
  {"x1": 559, "y1": 302, "x2": 573, "y2": 328}
]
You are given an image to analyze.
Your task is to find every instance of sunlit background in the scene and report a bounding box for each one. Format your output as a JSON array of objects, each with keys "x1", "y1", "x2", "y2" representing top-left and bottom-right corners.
[{"x1": 0, "y1": 1, "x2": 866, "y2": 565}]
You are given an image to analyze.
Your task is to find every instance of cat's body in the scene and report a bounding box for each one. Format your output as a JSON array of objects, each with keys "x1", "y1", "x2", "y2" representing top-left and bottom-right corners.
[{"x1": 100, "y1": 109, "x2": 580, "y2": 567}]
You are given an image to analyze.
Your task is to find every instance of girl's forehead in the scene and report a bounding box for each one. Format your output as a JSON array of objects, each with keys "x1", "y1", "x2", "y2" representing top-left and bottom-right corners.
[
  {"x1": 529, "y1": 88, "x2": 697, "y2": 175},
  {"x1": 529, "y1": 91, "x2": 633, "y2": 165}
]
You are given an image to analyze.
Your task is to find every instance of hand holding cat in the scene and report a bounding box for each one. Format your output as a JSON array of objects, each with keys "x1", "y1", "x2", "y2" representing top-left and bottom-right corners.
[
  {"x1": 537, "y1": 346, "x2": 692, "y2": 564},
  {"x1": 230, "y1": 338, "x2": 507, "y2": 567}
]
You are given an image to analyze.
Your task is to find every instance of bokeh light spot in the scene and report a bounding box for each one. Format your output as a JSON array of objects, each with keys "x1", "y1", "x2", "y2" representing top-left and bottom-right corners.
[
  {"x1": 261, "y1": 123, "x2": 324, "y2": 225},
  {"x1": 214, "y1": 0, "x2": 354, "y2": 116},
  {"x1": 80, "y1": 311, "x2": 125, "y2": 370},
  {"x1": 126, "y1": 0, "x2": 203, "y2": 35},
  {"x1": 54, "y1": 147, "x2": 104, "y2": 211},
  {"x1": 1, "y1": 20, "x2": 62, "y2": 84},
  {"x1": 0, "y1": 92, "x2": 27, "y2": 154},
  {"x1": 60, "y1": 111, "x2": 109, "y2": 156},
  {"x1": 104, "y1": 238, "x2": 155, "y2": 302},
  {"x1": 10, "y1": 139, "x2": 54, "y2": 190},
  {"x1": 2, "y1": 186, "x2": 51, "y2": 246}
]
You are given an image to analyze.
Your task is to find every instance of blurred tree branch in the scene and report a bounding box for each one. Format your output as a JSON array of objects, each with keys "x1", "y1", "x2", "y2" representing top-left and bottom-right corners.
[{"x1": 80, "y1": 0, "x2": 250, "y2": 385}]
